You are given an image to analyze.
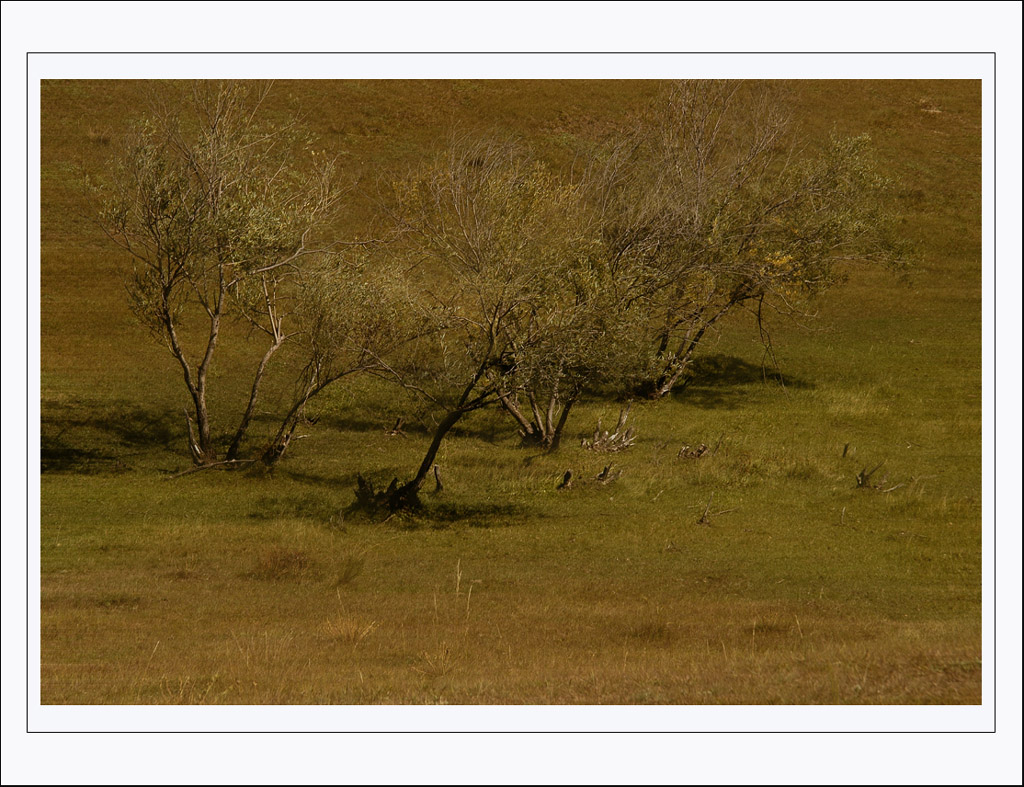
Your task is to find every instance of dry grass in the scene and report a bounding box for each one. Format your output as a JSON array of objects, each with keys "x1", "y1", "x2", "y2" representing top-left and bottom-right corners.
[
  {"x1": 41, "y1": 572, "x2": 980, "y2": 704},
  {"x1": 248, "y1": 547, "x2": 315, "y2": 581}
]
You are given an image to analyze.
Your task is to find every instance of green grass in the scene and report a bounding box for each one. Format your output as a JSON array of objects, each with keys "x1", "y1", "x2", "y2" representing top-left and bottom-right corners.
[{"x1": 39, "y1": 78, "x2": 981, "y2": 704}]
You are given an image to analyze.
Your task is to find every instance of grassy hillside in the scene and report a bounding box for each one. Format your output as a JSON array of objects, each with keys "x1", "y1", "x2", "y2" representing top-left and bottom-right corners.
[{"x1": 39, "y1": 79, "x2": 981, "y2": 704}]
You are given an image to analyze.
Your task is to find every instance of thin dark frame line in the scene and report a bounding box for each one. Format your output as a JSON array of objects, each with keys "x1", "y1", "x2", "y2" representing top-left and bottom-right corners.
[
  {"x1": 24, "y1": 52, "x2": 995, "y2": 732},
  {"x1": 26, "y1": 50, "x2": 29, "y2": 736},
  {"x1": 27, "y1": 50, "x2": 997, "y2": 55}
]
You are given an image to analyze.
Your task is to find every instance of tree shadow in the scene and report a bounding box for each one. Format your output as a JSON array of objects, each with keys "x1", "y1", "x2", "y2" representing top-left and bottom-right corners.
[
  {"x1": 41, "y1": 399, "x2": 182, "y2": 474},
  {"x1": 274, "y1": 468, "x2": 361, "y2": 488},
  {"x1": 398, "y1": 500, "x2": 529, "y2": 530},
  {"x1": 247, "y1": 492, "x2": 343, "y2": 522},
  {"x1": 40, "y1": 435, "x2": 113, "y2": 475},
  {"x1": 675, "y1": 355, "x2": 814, "y2": 409},
  {"x1": 316, "y1": 410, "x2": 511, "y2": 445},
  {"x1": 303, "y1": 412, "x2": 392, "y2": 435},
  {"x1": 449, "y1": 417, "x2": 510, "y2": 444}
]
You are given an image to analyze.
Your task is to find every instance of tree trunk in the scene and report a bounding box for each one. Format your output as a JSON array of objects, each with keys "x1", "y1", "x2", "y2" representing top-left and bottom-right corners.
[
  {"x1": 500, "y1": 387, "x2": 578, "y2": 452},
  {"x1": 259, "y1": 368, "x2": 351, "y2": 467},
  {"x1": 655, "y1": 363, "x2": 688, "y2": 398},
  {"x1": 226, "y1": 335, "x2": 285, "y2": 461},
  {"x1": 195, "y1": 396, "x2": 213, "y2": 459},
  {"x1": 192, "y1": 269, "x2": 225, "y2": 460},
  {"x1": 398, "y1": 409, "x2": 465, "y2": 503},
  {"x1": 162, "y1": 301, "x2": 216, "y2": 464},
  {"x1": 644, "y1": 295, "x2": 746, "y2": 399},
  {"x1": 546, "y1": 395, "x2": 577, "y2": 453},
  {"x1": 497, "y1": 391, "x2": 541, "y2": 443},
  {"x1": 360, "y1": 351, "x2": 498, "y2": 511},
  {"x1": 655, "y1": 328, "x2": 671, "y2": 358}
]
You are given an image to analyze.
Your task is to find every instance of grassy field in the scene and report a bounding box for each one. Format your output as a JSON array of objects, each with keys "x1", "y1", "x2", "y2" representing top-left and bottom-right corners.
[{"x1": 39, "y1": 79, "x2": 981, "y2": 704}]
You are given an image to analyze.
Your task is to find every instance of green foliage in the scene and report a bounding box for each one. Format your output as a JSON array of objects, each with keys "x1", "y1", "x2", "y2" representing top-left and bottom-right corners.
[
  {"x1": 102, "y1": 83, "x2": 337, "y2": 328},
  {"x1": 594, "y1": 80, "x2": 913, "y2": 397},
  {"x1": 94, "y1": 81, "x2": 346, "y2": 463},
  {"x1": 295, "y1": 249, "x2": 419, "y2": 389},
  {"x1": 369, "y1": 138, "x2": 580, "y2": 420}
]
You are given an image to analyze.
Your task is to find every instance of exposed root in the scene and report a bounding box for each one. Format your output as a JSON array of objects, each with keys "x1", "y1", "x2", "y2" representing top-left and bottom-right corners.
[{"x1": 348, "y1": 474, "x2": 422, "y2": 515}]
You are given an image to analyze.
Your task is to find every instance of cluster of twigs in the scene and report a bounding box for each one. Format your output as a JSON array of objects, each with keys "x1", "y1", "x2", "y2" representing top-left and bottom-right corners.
[{"x1": 581, "y1": 404, "x2": 637, "y2": 453}]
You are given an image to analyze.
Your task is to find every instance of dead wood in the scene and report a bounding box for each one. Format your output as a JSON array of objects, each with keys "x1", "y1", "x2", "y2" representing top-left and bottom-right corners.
[
  {"x1": 385, "y1": 417, "x2": 407, "y2": 437},
  {"x1": 696, "y1": 493, "x2": 737, "y2": 526},
  {"x1": 350, "y1": 473, "x2": 422, "y2": 515},
  {"x1": 165, "y1": 458, "x2": 256, "y2": 480},
  {"x1": 595, "y1": 464, "x2": 623, "y2": 484},
  {"x1": 677, "y1": 443, "x2": 709, "y2": 459},
  {"x1": 856, "y1": 460, "x2": 886, "y2": 489},
  {"x1": 581, "y1": 404, "x2": 637, "y2": 453}
]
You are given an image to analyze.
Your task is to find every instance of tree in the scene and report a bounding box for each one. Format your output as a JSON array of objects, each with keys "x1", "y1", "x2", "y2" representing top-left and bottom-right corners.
[
  {"x1": 96, "y1": 81, "x2": 351, "y2": 466},
  {"x1": 493, "y1": 210, "x2": 654, "y2": 452},
  {"x1": 362, "y1": 136, "x2": 611, "y2": 506},
  {"x1": 595, "y1": 80, "x2": 911, "y2": 398}
]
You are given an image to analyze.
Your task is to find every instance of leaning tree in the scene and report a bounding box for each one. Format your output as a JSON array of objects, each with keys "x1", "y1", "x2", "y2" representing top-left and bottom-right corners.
[{"x1": 356, "y1": 135, "x2": 636, "y2": 506}]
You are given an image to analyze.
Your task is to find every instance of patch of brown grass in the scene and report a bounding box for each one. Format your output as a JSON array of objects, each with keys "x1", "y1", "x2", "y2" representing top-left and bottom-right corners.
[{"x1": 248, "y1": 547, "x2": 315, "y2": 581}]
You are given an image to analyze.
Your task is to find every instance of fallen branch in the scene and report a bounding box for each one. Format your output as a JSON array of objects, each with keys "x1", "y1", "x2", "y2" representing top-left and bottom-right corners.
[
  {"x1": 165, "y1": 458, "x2": 257, "y2": 480},
  {"x1": 696, "y1": 493, "x2": 736, "y2": 526},
  {"x1": 697, "y1": 493, "x2": 715, "y2": 526}
]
